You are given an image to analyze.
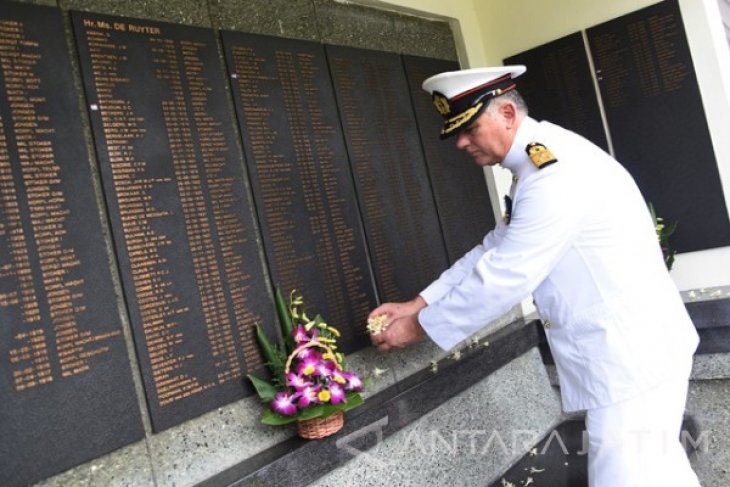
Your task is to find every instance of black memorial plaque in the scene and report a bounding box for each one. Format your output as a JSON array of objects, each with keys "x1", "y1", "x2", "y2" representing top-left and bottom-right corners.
[
  {"x1": 504, "y1": 32, "x2": 609, "y2": 151},
  {"x1": 587, "y1": 0, "x2": 730, "y2": 252},
  {"x1": 0, "y1": 3, "x2": 143, "y2": 485},
  {"x1": 71, "y1": 12, "x2": 274, "y2": 431},
  {"x1": 326, "y1": 46, "x2": 449, "y2": 303},
  {"x1": 220, "y1": 32, "x2": 377, "y2": 352},
  {"x1": 403, "y1": 55, "x2": 497, "y2": 264}
]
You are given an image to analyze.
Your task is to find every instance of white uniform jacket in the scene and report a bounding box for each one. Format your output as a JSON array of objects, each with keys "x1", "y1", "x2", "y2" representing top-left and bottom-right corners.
[{"x1": 418, "y1": 117, "x2": 699, "y2": 412}]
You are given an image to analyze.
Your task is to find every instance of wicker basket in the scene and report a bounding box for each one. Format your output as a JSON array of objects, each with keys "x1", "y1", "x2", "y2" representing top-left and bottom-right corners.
[
  {"x1": 297, "y1": 410, "x2": 344, "y2": 439},
  {"x1": 285, "y1": 340, "x2": 346, "y2": 440}
]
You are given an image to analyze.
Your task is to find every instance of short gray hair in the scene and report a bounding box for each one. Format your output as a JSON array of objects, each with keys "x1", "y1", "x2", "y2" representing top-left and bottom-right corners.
[{"x1": 485, "y1": 89, "x2": 529, "y2": 116}]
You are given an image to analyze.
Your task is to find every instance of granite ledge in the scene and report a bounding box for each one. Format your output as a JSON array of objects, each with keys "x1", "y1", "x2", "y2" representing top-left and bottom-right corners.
[{"x1": 200, "y1": 319, "x2": 544, "y2": 487}]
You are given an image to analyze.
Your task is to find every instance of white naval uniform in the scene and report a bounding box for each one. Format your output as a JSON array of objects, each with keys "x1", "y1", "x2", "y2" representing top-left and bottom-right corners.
[{"x1": 417, "y1": 117, "x2": 700, "y2": 485}]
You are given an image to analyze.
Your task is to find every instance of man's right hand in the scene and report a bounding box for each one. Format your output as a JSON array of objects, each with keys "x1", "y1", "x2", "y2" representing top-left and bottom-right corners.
[{"x1": 368, "y1": 296, "x2": 428, "y2": 352}]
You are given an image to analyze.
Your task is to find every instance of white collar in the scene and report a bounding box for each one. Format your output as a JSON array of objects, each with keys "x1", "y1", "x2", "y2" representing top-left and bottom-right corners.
[{"x1": 501, "y1": 116, "x2": 540, "y2": 181}]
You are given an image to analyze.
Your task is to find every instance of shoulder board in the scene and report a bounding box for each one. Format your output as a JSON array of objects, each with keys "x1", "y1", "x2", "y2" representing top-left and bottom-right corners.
[{"x1": 525, "y1": 142, "x2": 557, "y2": 169}]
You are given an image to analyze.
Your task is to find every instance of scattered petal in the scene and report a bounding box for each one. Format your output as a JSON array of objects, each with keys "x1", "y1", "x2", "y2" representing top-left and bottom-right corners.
[{"x1": 373, "y1": 367, "x2": 388, "y2": 378}]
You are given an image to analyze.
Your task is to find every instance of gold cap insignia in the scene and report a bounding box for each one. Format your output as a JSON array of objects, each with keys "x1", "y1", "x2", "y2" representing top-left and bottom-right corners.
[
  {"x1": 526, "y1": 142, "x2": 557, "y2": 169},
  {"x1": 432, "y1": 93, "x2": 451, "y2": 116},
  {"x1": 441, "y1": 101, "x2": 484, "y2": 137}
]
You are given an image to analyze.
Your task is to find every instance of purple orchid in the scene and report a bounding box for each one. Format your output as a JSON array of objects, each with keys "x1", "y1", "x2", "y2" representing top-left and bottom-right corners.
[
  {"x1": 292, "y1": 324, "x2": 309, "y2": 344},
  {"x1": 271, "y1": 391, "x2": 298, "y2": 416},
  {"x1": 331, "y1": 369, "x2": 348, "y2": 386},
  {"x1": 314, "y1": 360, "x2": 337, "y2": 379},
  {"x1": 343, "y1": 372, "x2": 363, "y2": 392},
  {"x1": 296, "y1": 356, "x2": 321, "y2": 377},
  {"x1": 297, "y1": 385, "x2": 321, "y2": 409},
  {"x1": 328, "y1": 384, "x2": 346, "y2": 405},
  {"x1": 296, "y1": 347, "x2": 322, "y2": 362},
  {"x1": 285, "y1": 372, "x2": 311, "y2": 390}
]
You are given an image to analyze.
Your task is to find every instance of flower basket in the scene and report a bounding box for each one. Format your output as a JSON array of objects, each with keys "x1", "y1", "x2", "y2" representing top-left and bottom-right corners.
[
  {"x1": 297, "y1": 410, "x2": 344, "y2": 439},
  {"x1": 248, "y1": 288, "x2": 364, "y2": 439},
  {"x1": 284, "y1": 339, "x2": 346, "y2": 439}
]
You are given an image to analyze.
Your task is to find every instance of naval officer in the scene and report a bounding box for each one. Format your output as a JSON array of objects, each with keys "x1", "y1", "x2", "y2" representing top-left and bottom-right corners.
[{"x1": 369, "y1": 65, "x2": 700, "y2": 486}]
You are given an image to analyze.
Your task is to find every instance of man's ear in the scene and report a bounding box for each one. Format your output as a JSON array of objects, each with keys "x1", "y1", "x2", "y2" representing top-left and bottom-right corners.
[{"x1": 499, "y1": 101, "x2": 517, "y2": 128}]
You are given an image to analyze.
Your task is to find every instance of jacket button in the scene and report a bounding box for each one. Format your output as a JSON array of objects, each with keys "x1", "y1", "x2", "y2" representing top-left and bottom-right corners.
[{"x1": 543, "y1": 320, "x2": 551, "y2": 329}]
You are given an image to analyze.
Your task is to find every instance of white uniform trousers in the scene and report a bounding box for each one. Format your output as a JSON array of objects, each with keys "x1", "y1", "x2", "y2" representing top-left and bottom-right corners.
[{"x1": 585, "y1": 362, "x2": 701, "y2": 487}]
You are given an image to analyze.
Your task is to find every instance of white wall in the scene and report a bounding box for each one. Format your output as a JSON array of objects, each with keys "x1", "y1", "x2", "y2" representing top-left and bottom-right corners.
[{"x1": 372, "y1": 0, "x2": 730, "y2": 292}]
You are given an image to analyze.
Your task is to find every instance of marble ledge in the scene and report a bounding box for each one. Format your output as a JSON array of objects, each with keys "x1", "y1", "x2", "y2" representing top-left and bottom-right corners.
[
  {"x1": 681, "y1": 285, "x2": 730, "y2": 303},
  {"x1": 200, "y1": 318, "x2": 545, "y2": 487}
]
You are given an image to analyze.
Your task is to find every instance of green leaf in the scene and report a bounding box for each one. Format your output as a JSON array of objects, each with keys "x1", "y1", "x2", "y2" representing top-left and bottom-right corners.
[
  {"x1": 256, "y1": 324, "x2": 277, "y2": 365},
  {"x1": 247, "y1": 374, "x2": 278, "y2": 402},
  {"x1": 261, "y1": 408, "x2": 298, "y2": 425},
  {"x1": 664, "y1": 221, "x2": 678, "y2": 237},
  {"x1": 255, "y1": 325, "x2": 286, "y2": 385},
  {"x1": 297, "y1": 403, "x2": 332, "y2": 421},
  {"x1": 341, "y1": 393, "x2": 364, "y2": 412},
  {"x1": 275, "y1": 287, "x2": 294, "y2": 350}
]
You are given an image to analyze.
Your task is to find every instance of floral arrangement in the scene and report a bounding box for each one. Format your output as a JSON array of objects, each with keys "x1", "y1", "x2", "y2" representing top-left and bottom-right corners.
[
  {"x1": 648, "y1": 202, "x2": 678, "y2": 271},
  {"x1": 248, "y1": 288, "x2": 364, "y2": 426}
]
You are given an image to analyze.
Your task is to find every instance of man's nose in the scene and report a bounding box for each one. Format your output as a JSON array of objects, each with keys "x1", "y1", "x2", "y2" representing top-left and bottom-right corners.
[{"x1": 455, "y1": 133, "x2": 469, "y2": 150}]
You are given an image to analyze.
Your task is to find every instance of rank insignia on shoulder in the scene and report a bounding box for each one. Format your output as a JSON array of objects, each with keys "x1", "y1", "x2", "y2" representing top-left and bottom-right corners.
[{"x1": 526, "y1": 142, "x2": 557, "y2": 169}]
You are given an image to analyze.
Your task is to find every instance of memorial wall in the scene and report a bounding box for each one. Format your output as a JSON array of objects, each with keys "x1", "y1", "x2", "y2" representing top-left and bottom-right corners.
[
  {"x1": 0, "y1": 4, "x2": 144, "y2": 485},
  {"x1": 2, "y1": 0, "x2": 727, "y2": 485},
  {"x1": 0, "y1": 1, "x2": 486, "y2": 484},
  {"x1": 505, "y1": 0, "x2": 730, "y2": 253}
]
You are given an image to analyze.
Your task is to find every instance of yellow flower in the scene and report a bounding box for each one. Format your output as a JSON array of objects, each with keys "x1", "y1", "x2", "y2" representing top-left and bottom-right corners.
[
  {"x1": 318, "y1": 390, "x2": 331, "y2": 402},
  {"x1": 322, "y1": 352, "x2": 335, "y2": 361},
  {"x1": 302, "y1": 365, "x2": 315, "y2": 376}
]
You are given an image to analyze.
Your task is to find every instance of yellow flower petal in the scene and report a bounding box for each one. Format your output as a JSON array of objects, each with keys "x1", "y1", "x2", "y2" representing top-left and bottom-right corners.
[{"x1": 318, "y1": 390, "x2": 331, "y2": 402}]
